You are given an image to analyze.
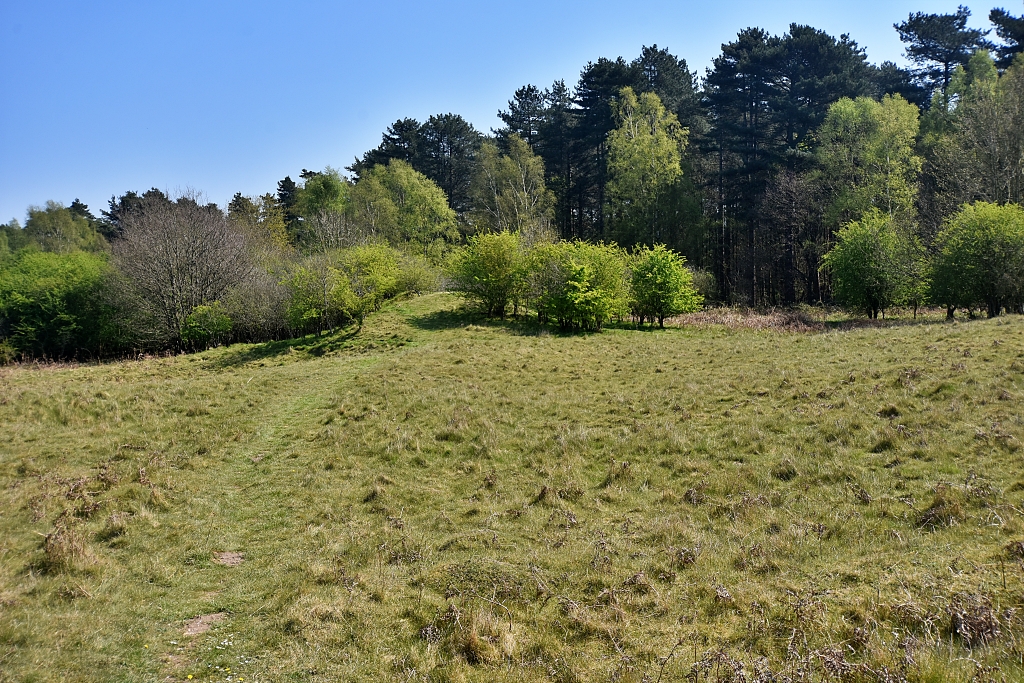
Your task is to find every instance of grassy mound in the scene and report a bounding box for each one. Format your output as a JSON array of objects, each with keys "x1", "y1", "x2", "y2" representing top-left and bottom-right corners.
[{"x1": 2, "y1": 293, "x2": 1024, "y2": 681}]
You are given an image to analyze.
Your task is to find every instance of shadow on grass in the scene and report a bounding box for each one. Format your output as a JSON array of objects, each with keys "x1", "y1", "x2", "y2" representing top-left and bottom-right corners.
[
  {"x1": 408, "y1": 303, "x2": 657, "y2": 337},
  {"x1": 408, "y1": 307, "x2": 552, "y2": 336},
  {"x1": 209, "y1": 326, "x2": 364, "y2": 368},
  {"x1": 407, "y1": 305, "x2": 480, "y2": 331}
]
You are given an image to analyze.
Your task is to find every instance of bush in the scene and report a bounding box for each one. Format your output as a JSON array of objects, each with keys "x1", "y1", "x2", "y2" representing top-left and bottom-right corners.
[
  {"x1": 221, "y1": 270, "x2": 291, "y2": 343},
  {"x1": 931, "y1": 202, "x2": 1024, "y2": 318},
  {"x1": 338, "y1": 243, "x2": 403, "y2": 322},
  {"x1": 530, "y1": 241, "x2": 629, "y2": 331},
  {"x1": 446, "y1": 231, "x2": 527, "y2": 317},
  {"x1": 821, "y1": 210, "x2": 919, "y2": 318},
  {"x1": 0, "y1": 250, "x2": 115, "y2": 360},
  {"x1": 284, "y1": 256, "x2": 356, "y2": 335},
  {"x1": 284, "y1": 243, "x2": 430, "y2": 335},
  {"x1": 396, "y1": 252, "x2": 439, "y2": 295},
  {"x1": 689, "y1": 268, "x2": 718, "y2": 304},
  {"x1": 629, "y1": 245, "x2": 703, "y2": 327},
  {"x1": 181, "y1": 302, "x2": 233, "y2": 350}
]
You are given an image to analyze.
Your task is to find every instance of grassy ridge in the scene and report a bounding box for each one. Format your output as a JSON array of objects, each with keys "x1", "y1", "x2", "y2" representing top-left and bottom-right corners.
[{"x1": 2, "y1": 294, "x2": 1024, "y2": 682}]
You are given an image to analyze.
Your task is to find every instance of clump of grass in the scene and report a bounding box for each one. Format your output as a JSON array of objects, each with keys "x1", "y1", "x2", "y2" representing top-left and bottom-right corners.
[
  {"x1": 771, "y1": 458, "x2": 798, "y2": 481},
  {"x1": 363, "y1": 484, "x2": 384, "y2": 503},
  {"x1": 917, "y1": 484, "x2": 967, "y2": 529},
  {"x1": 42, "y1": 513, "x2": 88, "y2": 572},
  {"x1": 870, "y1": 436, "x2": 896, "y2": 453},
  {"x1": 601, "y1": 460, "x2": 633, "y2": 487},
  {"x1": 947, "y1": 593, "x2": 1003, "y2": 646},
  {"x1": 556, "y1": 482, "x2": 584, "y2": 501},
  {"x1": 878, "y1": 405, "x2": 901, "y2": 418},
  {"x1": 96, "y1": 512, "x2": 130, "y2": 542}
]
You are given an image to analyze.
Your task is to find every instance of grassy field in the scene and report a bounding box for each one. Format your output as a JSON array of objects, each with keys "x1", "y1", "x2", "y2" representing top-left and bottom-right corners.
[{"x1": 2, "y1": 293, "x2": 1024, "y2": 682}]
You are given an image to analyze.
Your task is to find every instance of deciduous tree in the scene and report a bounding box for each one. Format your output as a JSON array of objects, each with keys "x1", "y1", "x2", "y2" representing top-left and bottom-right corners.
[
  {"x1": 471, "y1": 136, "x2": 554, "y2": 240},
  {"x1": 113, "y1": 193, "x2": 256, "y2": 343},
  {"x1": 445, "y1": 231, "x2": 526, "y2": 317},
  {"x1": 817, "y1": 95, "x2": 922, "y2": 229},
  {"x1": 931, "y1": 201, "x2": 1024, "y2": 317},
  {"x1": 350, "y1": 160, "x2": 458, "y2": 252},
  {"x1": 606, "y1": 88, "x2": 687, "y2": 246}
]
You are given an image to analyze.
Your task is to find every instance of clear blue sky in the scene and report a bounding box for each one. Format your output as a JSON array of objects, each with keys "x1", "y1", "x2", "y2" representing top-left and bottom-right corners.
[{"x1": 0, "y1": 0, "x2": 998, "y2": 223}]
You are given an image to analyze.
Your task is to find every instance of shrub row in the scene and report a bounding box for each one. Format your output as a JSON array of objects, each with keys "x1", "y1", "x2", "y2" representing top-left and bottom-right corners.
[
  {"x1": 824, "y1": 202, "x2": 1024, "y2": 319},
  {"x1": 444, "y1": 232, "x2": 703, "y2": 330},
  {"x1": 0, "y1": 242, "x2": 434, "y2": 361}
]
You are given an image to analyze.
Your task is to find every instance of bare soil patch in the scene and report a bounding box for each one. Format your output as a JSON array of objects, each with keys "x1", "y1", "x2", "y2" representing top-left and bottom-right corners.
[
  {"x1": 183, "y1": 611, "x2": 227, "y2": 636},
  {"x1": 212, "y1": 551, "x2": 244, "y2": 567}
]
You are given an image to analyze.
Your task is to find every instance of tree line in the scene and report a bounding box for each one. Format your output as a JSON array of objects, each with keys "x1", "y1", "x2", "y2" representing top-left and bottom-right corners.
[{"x1": 2, "y1": 4, "x2": 1023, "y2": 361}]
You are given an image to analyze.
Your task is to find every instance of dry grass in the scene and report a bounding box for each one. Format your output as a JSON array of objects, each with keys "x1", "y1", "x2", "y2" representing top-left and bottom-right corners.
[{"x1": 1, "y1": 294, "x2": 1024, "y2": 681}]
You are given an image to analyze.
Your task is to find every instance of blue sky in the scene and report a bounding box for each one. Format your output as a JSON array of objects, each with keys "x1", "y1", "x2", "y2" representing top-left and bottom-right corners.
[{"x1": 0, "y1": 0, "x2": 1000, "y2": 223}]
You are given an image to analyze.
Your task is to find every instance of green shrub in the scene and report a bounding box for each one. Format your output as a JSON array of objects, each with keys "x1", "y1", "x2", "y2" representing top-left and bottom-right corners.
[
  {"x1": 530, "y1": 241, "x2": 628, "y2": 331},
  {"x1": 689, "y1": 268, "x2": 718, "y2": 304},
  {"x1": 629, "y1": 245, "x2": 703, "y2": 327},
  {"x1": 446, "y1": 231, "x2": 527, "y2": 317},
  {"x1": 181, "y1": 302, "x2": 233, "y2": 349},
  {"x1": 821, "y1": 210, "x2": 919, "y2": 318},
  {"x1": 284, "y1": 257, "x2": 356, "y2": 335},
  {"x1": 284, "y1": 243, "x2": 422, "y2": 334},
  {"x1": 339, "y1": 243, "x2": 403, "y2": 322},
  {"x1": 396, "y1": 252, "x2": 439, "y2": 295},
  {"x1": 931, "y1": 202, "x2": 1024, "y2": 318},
  {"x1": 0, "y1": 250, "x2": 114, "y2": 359}
]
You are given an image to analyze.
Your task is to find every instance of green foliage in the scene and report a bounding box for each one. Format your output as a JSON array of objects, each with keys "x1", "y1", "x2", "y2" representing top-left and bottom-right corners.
[
  {"x1": 936, "y1": 56, "x2": 1024, "y2": 210},
  {"x1": 350, "y1": 160, "x2": 458, "y2": 252},
  {"x1": 606, "y1": 88, "x2": 687, "y2": 245},
  {"x1": 180, "y1": 302, "x2": 233, "y2": 350},
  {"x1": 448, "y1": 236, "x2": 632, "y2": 331},
  {"x1": 530, "y1": 241, "x2": 628, "y2": 331},
  {"x1": 229, "y1": 193, "x2": 290, "y2": 251},
  {"x1": 990, "y1": 6, "x2": 1024, "y2": 69},
  {"x1": 284, "y1": 256, "x2": 356, "y2": 335},
  {"x1": 0, "y1": 228, "x2": 10, "y2": 263},
  {"x1": 818, "y1": 95, "x2": 922, "y2": 229},
  {"x1": 0, "y1": 250, "x2": 113, "y2": 359},
  {"x1": 471, "y1": 136, "x2": 554, "y2": 240},
  {"x1": 628, "y1": 245, "x2": 703, "y2": 327},
  {"x1": 337, "y1": 243, "x2": 403, "y2": 323},
  {"x1": 689, "y1": 268, "x2": 718, "y2": 304},
  {"x1": 296, "y1": 167, "x2": 350, "y2": 220},
  {"x1": 948, "y1": 50, "x2": 998, "y2": 100},
  {"x1": 821, "y1": 210, "x2": 920, "y2": 318},
  {"x1": 895, "y1": 6, "x2": 990, "y2": 98},
  {"x1": 285, "y1": 244, "x2": 427, "y2": 334},
  {"x1": 445, "y1": 231, "x2": 526, "y2": 317},
  {"x1": 395, "y1": 252, "x2": 439, "y2": 295},
  {"x1": 931, "y1": 202, "x2": 1024, "y2": 317},
  {"x1": 9, "y1": 202, "x2": 108, "y2": 254}
]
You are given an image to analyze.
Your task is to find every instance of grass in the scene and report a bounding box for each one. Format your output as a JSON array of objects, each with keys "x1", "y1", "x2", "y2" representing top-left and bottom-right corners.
[{"x1": 1, "y1": 293, "x2": 1024, "y2": 682}]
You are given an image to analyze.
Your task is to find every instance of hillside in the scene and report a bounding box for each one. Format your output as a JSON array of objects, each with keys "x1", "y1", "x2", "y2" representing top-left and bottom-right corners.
[{"x1": 2, "y1": 294, "x2": 1024, "y2": 682}]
